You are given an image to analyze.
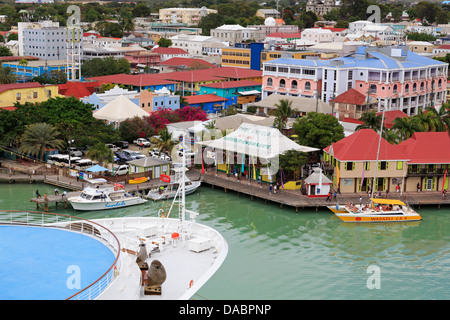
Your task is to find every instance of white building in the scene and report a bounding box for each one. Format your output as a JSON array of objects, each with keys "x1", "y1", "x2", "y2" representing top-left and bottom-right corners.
[
  {"x1": 361, "y1": 24, "x2": 396, "y2": 42},
  {"x1": 159, "y1": 7, "x2": 217, "y2": 25},
  {"x1": 170, "y1": 33, "x2": 226, "y2": 55},
  {"x1": 349, "y1": 20, "x2": 374, "y2": 34},
  {"x1": 301, "y1": 28, "x2": 334, "y2": 43},
  {"x1": 210, "y1": 25, "x2": 263, "y2": 45}
]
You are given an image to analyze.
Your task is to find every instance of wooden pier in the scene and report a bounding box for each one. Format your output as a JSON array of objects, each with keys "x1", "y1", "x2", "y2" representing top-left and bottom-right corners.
[
  {"x1": 197, "y1": 170, "x2": 450, "y2": 212},
  {"x1": 30, "y1": 192, "x2": 81, "y2": 212}
]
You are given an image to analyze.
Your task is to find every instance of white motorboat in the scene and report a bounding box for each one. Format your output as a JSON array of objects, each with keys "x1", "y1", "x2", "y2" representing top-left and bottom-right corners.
[
  {"x1": 146, "y1": 167, "x2": 201, "y2": 201},
  {"x1": 68, "y1": 178, "x2": 147, "y2": 211}
]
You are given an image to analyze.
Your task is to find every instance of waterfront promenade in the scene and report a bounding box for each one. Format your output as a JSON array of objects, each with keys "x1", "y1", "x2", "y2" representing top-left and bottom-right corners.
[{"x1": 1, "y1": 157, "x2": 449, "y2": 212}]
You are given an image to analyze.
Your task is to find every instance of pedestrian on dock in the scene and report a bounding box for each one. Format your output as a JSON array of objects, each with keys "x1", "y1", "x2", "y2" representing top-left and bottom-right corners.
[
  {"x1": 62, "y1": 191, "x2": 67, "y2": 199},
  {"x1": 396, "y1": 184, "x2": 400, "y2": 193},
  {"x1": 269, "y1": 184, "x2": 273, "y2": 195},
  {"x1": 359, "y1": 196, "x2": 362, "y2": 206},
  {"x1": 36, "y1": 189, "x2": 41, "y2": 198},
  {"x1": 274, "y1": 184, "x2": 277, "y2": 194},
  {"x1": 54, "y1": 188, "x2": 59, "y2": 195},
  {"x1": 417, "y1": 183, "x2": 421, "y2": 192},
  {"x1": 326, "y1": 191, "x2": 331, "y2": 202}
]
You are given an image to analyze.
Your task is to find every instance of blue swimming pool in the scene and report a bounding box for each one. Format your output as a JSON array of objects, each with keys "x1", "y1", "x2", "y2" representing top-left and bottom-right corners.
[{"x1": 0, "y1": 225, "x2": 116, "y2": 300}]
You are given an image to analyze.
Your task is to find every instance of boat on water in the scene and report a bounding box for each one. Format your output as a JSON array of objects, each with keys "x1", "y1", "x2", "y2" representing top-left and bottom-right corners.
[
  {"x1": 146, "y1": 167, "x2": 201, "y2": 201},
  {"x1": 68, "y1": 178, "x2": 147, "y2": 211},
  {"x1": 328, "y1": 198, "x2": 422, "y2": 222},
  {"x1": 328, "y1": 108, "x2": 422, "y2": 223}
]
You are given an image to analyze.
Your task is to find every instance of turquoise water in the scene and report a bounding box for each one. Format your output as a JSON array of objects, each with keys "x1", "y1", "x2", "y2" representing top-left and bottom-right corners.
[{"x1": 1, "y1": 183, "x2": 449, "y2": 300}]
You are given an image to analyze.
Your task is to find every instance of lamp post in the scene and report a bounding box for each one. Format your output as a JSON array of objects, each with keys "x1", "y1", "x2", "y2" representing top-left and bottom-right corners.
[{"x1": 68, "y1": 139, "x2": 74, "y2": 170}]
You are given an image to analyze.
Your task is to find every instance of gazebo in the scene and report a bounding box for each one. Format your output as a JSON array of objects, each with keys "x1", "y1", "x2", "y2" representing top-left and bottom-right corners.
[{"x1": 93, "y1": 95, "x2": 149, "y2": 128}]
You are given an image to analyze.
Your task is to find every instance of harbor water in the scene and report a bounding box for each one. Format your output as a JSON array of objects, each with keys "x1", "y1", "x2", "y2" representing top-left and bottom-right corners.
[{"x1": 1, "y1": 182, "x2": 449, "y2": 300}]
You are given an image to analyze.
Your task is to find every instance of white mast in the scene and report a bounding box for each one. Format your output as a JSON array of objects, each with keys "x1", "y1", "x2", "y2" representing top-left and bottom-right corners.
[{"x1": 370, "y1": 107, "x2": 385, "y2": 203}]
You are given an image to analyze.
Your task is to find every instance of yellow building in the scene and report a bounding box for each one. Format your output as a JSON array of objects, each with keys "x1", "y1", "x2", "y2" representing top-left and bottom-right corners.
[
  {"x1": 0, "y1": 82, "x2": 60, "y2": 109},
  {"x1": 221, "y1": 48, "x2": 320, "y2": 70}
]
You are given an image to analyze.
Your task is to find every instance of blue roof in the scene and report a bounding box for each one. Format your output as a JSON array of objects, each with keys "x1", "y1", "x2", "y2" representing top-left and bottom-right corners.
[{"x1": 266, "y1": 58, "x2": 329, "y2": 67}]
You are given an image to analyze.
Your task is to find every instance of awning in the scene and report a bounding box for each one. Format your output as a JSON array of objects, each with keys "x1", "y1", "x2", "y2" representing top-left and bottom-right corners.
[
  {"x1": 197, "y1": 122, "x2": 319, "y2": 160},
  {"x1": 370, "y1": 198, "x2": 406, "y2": 206},
  {"x1": 237, "y1": 90, "x2": 261, "y2": 96},
  {"x1": 86, "y1": 165, "x2": 110, "y2": 172}
]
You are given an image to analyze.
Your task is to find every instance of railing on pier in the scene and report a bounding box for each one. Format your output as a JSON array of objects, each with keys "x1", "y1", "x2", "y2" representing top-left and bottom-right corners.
[{"x1": 0, "y1": 210, "x2": 121, "y2": 300}]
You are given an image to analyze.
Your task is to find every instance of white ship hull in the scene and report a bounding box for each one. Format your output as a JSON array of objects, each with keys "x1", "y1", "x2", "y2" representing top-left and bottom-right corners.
[
  {"x1": 69, "y1": 197, "x2": 147, "y2": 211},
  {"x1": 147, "y1": 181, "x2": 201, "y2": 201}
]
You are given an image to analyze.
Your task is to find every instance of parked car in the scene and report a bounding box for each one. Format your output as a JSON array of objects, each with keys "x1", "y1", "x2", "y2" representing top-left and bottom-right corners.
[
  {"x1": 68, "y1": 147, "x2": 82, "y2": 157},
  {"x1": 114, "y1": 151, "x2": 134, "y2": 162},
  {"x1": 110, "y1": 164, "x2": 129, "y2": 176},
  {"x1": 160, "y1": 154, "x2": 171, "y2": 161},
  {"x1": 106, "y1": 143, "x2": 120, "y2": 152},
  {"x1": 133, "y1": 138, "x2": 151, "y2": 147},
  {"x1": 117, "y1": 149, "x2": 146, "y2": 161},
  {"x1": 114, "y1": 141, "x2": 129, "y2": 149}
]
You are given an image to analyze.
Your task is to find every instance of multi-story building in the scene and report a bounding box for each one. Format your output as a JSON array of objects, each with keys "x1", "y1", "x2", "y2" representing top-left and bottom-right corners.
[
  {"x1": 306, "y1": 0, "x2": 339, "y2": 17},
  {"x1": 210, "y1": 25, "x2": 264, "y2": 45},
  {"x1": 170, "y1": 34, "x2": 225, "y2": 55},
  {"x1": 221, "y1": 44, "x2": 319, "y2": 70},
  {"x1": 19, "y1": 21, "x2": 82, "y2": 61},
  {"x1": 2, "y1": 60, "x2": 67, "y2": 82},
  {"x1": 159, "y1": 7, "x2": 217, "y2": 25},
  {"x1": 0, "y1": 82, "x2": 60, "y2": 109},
  {"x1": 262, "y1": 45, "x2": 448, "y2": 116}
]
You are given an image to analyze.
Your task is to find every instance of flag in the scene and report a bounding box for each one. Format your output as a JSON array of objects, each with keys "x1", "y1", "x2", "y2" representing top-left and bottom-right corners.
[
  {"x1": 241, "y1": 153, "x2": 245, "y2": 173},
  {"x1": 252, "y1": 156, "x2": 256, "y2": 180},
  {"x1": 361, "y1": 164, "x2": 365, "y2": 191},
  {"x1": 201, "y1": 149, "x2": 205, "y2": 174},
  {"x1": 336, "y1": 164, "x2": 340, "y2": 189},
  {"x1": 442, "y1": 169, "x2": 447, "y2": 194}
]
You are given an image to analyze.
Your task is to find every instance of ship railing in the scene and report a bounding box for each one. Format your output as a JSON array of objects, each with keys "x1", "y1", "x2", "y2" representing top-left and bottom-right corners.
[{"x1": 0, "y1": 210, "x2": 121, "y2": 300}]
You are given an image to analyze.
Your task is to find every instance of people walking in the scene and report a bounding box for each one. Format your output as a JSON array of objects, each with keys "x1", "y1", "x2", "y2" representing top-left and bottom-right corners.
[
  {"x1": 326, "y1": 191, "x2": 331, "y2": 202},
  {"x1": 269, "y1": 184, "x2": 273, "y2": 195},
  {"x1": 36, "y1": 189, "x2": 41, "y2": 198}
]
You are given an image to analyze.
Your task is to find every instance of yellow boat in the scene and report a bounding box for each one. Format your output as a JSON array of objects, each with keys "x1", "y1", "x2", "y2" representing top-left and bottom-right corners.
[
  {"x1": 328, "y1": 198, "x2": 422, "y2": 223},
  {"x1": 128, "y1": 177, "x2": 148, "y2": 184}
]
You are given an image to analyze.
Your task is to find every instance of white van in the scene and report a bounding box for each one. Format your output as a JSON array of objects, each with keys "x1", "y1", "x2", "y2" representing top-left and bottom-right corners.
[
  {"x1": 61, "y1": 156, "x2": 81, "y2": 168},
  {"x1": 74, "y1": 159, "x2": 93, "y2": 171},
  {"x1": 47, "y1": 154, "x2": 64, "y2": 165},
  {"x1": 54, "y1": 154, "x2": 70, "y2": 167}
]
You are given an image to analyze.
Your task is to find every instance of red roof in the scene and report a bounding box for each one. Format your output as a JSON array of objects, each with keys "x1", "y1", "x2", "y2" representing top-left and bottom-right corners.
[
  {"x1": 333, "y1": 88, "x2": 367, "y2": 105},
  {"x1": 86, "y1": 74, "x2": 177, "y2": 87},
  {"x1": 313, "y1": 27, "x2": 347, "y2": 32},
  {"x1": 58, "y1": 81, "x2": 99, "y2": 99},
  {"x1": 200, "y1": 80, "x2": 262, "y2": 89},
  {"x1": 437, "y1": 45, "x2": 450, "y2": 50},
  {"x1": 151, "y1": 47, "x2": 188, "y2": 55},
  {"x1": 266, "y1": 32, "x2": 302, "y2": 38},
  {"x1": 158, "y1": 57, "x2": 215, "y2": 68},
  {"x1": 86, "y1": 67, "x2": 262, "y2": 86},
  {"x1": 324, "y1": 129, "x2": 409, "y2": 161},
  {"x1": 184, "y1": 94, "x2": 228, "y2": 105},
  {"x1": 397, "y1": 132, "x2": 450, "y2": 164},
  {"x1": 0, "y1": 82, "x2": 43, "y2": 94},
  {"x1": 0, "y1": 56, "x2": 39, "y2": 63},
  {"x1": 376, "y1": 110, "x2": 409, "y2": 129}
]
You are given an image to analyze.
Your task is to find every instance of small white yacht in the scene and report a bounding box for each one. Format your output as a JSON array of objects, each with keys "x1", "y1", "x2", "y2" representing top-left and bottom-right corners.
[
  {"x1": 68, "y1": 178, "x2": 147, "y2": 211},
  {"x1": 146, "y1": 167, "x2": 201, "y2": 201}
]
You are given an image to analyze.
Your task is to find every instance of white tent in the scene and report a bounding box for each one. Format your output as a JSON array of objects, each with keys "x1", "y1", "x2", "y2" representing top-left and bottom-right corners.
[
  {"x1": 197, "y1": 122, "x2": 319, "y2": 160},
  {"x1": 93, "y1": 95, "x2": 149, "y2": 126}
]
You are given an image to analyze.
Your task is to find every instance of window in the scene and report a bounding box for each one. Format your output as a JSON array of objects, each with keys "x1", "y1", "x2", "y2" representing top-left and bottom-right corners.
[
  {"x1": 345, "y1": 162, "x2": 355, "y2": 171},
  {"x1": 291, "y1": 80, "x2": 298, "y2": 89},
  {"x1": 265, "y1": 66, "x2": 276, "y2": 72},
  {"x1": 305, "y1": 81, "x2": 311, "y2": 91},
  {"x1": 16, "y1": 93, "x2": 21, "y2": 101},
  {"x1": 348, "y1": 70, "x2": 353, "y2": 80},
  {"x1": 364, "y1": 162, "x2": 370, "y2": 171},
  {"x1": 396, "y1": 161, "x2": 403, "y2": 170},
  {"x1": 303, "y1": 69, "x2": 315, "y2": 75},
  {"x1": 278, "y1": 67, "x2": 288, "y2": 73},
  {"x1": 279, "y1": 79, "x2": 286, "y2": 88},
  {"x1": 378, "y1": 161, "x2": 388, "y2": 170},
  {"x1": 267, "y1": 78, "x2": 273, "y2": 87},
  {"x1": 33, "y1": 92, "x2": 38, "y2": 99}
]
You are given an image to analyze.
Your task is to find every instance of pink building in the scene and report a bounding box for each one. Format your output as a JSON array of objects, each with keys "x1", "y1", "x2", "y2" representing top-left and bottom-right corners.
[{"x1": 262, "y1": 46, "x2": 448, "y2": 116}]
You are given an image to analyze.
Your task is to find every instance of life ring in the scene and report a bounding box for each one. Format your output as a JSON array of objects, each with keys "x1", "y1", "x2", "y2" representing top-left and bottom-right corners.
[
  {"x1": 114, "y1": 186, "x2": 118, "y2": 191},
  {"x1": 160, "y1": 174, "x2": 171, "y2": 183},
  {"x1": 189, "y1": 280, "x2": 194, "y2": 288}
]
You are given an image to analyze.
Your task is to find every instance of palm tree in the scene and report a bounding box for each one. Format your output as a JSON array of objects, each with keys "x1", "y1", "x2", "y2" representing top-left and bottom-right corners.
[
  {"x1": 86, "y1": 142, "x2": 114, "y2": 166},
  {"x1": 356, "y1": 110, "x2": 382, "y2": 132},
  {"x1": 425, "y1": 105, "x2": 450, "y2": 132},
  {"x1": 19, "y1": 123, "x2": 64, "y2": 162},
  {"x1": 19, "y1": 59, "x2": 28, "y2": 82},
  {"x1": 273, "y1": 99, "x2": 294, "y2": 132},
  {"x1": 156, "y1": 128, "x2": 175, "y2": 154},
  {"x1": 391, "y1": 117, "x2": 422, "y2": 141},
  {"x1": 413, "y1": 108, "x2": 439, "y2": 132},
  {"x1": 0, "y1": 66, "x2": 18, "y2": 84}
]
